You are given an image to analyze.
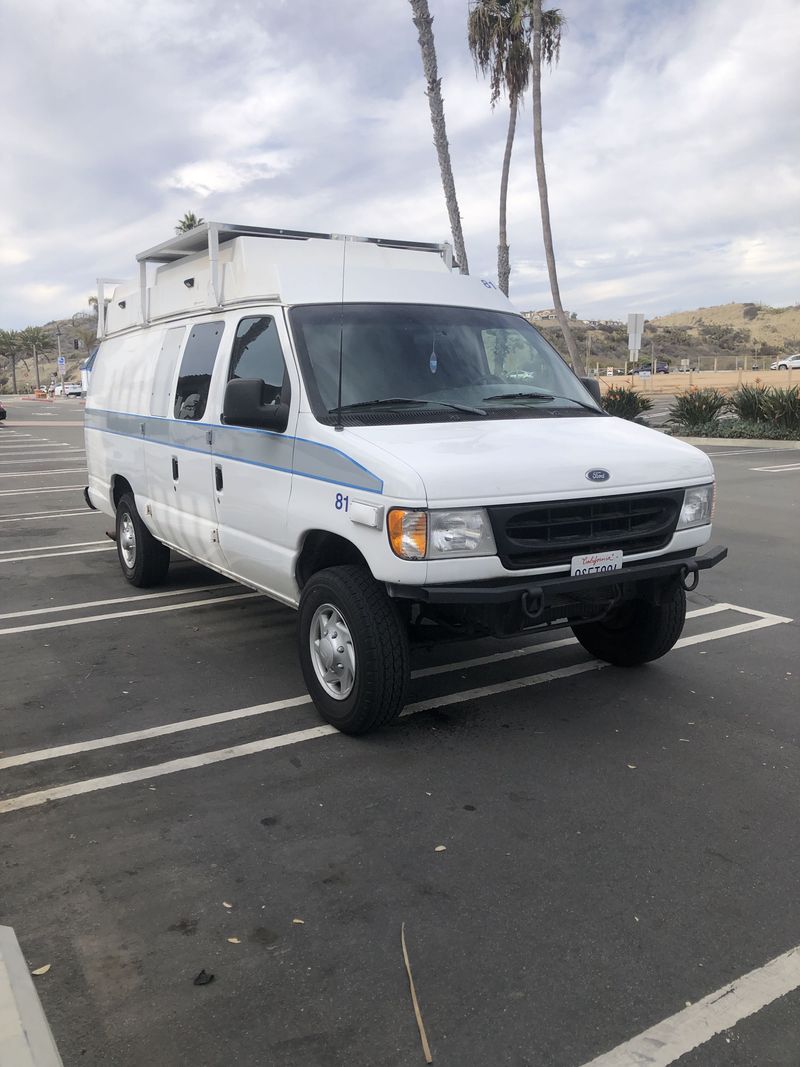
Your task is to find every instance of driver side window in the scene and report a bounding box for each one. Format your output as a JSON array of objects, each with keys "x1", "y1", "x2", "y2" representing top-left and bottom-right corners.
[{"x1": 229, "y1": 316, "x2": 290, "y2": 406}]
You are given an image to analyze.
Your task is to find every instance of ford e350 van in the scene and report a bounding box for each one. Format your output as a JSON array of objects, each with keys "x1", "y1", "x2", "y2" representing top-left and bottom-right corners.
[{"x1": 85, "y1": 222, "x2": 726, "y2": 734}]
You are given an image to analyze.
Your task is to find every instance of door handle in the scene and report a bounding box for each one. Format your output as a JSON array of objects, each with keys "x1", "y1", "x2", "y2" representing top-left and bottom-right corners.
[
  {"x1": 215, "y1": 464, "x2": 223, "y2": 491},
  {"x1": 172, "y1": 457, "x2": 179, "y2": 480}
]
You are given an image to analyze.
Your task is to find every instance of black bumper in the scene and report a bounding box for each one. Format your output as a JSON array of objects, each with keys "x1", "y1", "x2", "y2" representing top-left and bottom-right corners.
[{"x1": 386, "y1": 545, "x2": 728, "y2": 606}]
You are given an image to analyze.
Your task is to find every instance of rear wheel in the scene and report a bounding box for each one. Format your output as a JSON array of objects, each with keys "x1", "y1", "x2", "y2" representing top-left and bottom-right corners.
[
  {"x1": 571, "y1": 583, "x2": 686, "y2": 666},
  {"x1": 115, "y1": 492, "x2": 170, "y2": 587},
  {"x1": 298, "y1": 565, "x2": 409, "y2": 734}
]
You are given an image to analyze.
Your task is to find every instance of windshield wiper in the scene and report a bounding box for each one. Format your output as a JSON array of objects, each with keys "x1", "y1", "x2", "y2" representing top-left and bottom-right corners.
[
  {"x1": 483, "y1": 390, "x2": 601, "y2": 414},
  {"x1": 330, "y1": 397, "x2": 487, "y2": 416},
  {"x1": 483, "y1": 390, "x2": 554, "y2": 402}
]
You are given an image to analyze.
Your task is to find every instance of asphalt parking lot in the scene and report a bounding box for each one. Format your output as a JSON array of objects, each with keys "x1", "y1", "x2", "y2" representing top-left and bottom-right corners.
[{"x1": 1, "y1": 399, "x2": 798, "y2": 1067}]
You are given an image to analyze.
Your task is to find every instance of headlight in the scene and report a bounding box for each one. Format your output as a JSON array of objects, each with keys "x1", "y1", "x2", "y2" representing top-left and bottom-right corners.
[
  {"x1": 387, "y1": 508, "x2": 496, "y2": 559},
  {"x1": 677, "y1": 483, "x2": 715, "y2": 529},
  {"x1": 428, "y1": 508, "x2": 496, "y2": 557}
]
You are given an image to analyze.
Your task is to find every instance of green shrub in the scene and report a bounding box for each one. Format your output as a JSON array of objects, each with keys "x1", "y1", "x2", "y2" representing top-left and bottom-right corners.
[
  {"x1": 728, "y1": 384, "x2": 768, "y2": 421},
  {"x1": 668, "y1": 388, "x2": 728, "y2": 431},
  {"x1": 666, "y1": 419, "x2": 800, "y2": 441},
  {"x1": 601, "y1": 385, "x2": 653, "y2": 421},
  {"x1": 760, "y1": 386, "x2": 800, "y2": 430}
]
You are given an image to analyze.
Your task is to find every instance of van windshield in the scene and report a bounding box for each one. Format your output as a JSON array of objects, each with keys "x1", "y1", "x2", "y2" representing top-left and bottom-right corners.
[{"x1": 289, "y1": 304, "x2": 601, "y2": 424}]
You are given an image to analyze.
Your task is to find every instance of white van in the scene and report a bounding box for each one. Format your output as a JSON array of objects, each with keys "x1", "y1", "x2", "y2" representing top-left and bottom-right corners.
[{"x1": 85, "y1": 223, "x2": 726, "y2": 734}]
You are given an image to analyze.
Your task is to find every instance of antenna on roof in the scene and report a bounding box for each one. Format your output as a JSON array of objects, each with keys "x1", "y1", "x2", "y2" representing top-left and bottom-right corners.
[{"x1": 334, "y1": 238, "x2": 348, "y2": 432}]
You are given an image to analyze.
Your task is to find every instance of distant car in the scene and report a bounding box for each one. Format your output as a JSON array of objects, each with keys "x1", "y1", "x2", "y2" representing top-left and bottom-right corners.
[
  {"x1": 634, "y1": 360, "x2": 670, "y2": 374},
  {"x1": 64, "y1": 382, "x2": 83, "y2": 397},
  {"x1": 0, "y1": 400, "x2": 6, "y2": 421},
  {"x1": 770, "y1": 354, "x2": 800, "y2": 371}
]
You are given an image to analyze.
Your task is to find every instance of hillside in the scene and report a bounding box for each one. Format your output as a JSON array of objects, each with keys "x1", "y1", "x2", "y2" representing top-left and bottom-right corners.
[
  {"x1": 651, "y1": 302, "x2": 800, "y2": 348},
  {"x1": 534, "y1": 302, "x2": 800, "y2": 371}
]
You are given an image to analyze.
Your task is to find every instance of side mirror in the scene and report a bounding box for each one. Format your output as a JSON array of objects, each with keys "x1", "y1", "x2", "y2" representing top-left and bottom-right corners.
[
  {"x1": 223, "y1": 378, "x2": 289, "y2": 432},
  {"x1": 580, "y1": 376, "x2": 602, "y2": 406}
]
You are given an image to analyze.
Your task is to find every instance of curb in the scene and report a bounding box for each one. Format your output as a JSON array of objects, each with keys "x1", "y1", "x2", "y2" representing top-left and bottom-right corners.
[
  {"x1": 0, "y1": 927, "x2": 63, "y2": 1066},
  {"x1": 676, "y1": 437, "x2": 800, "y2": 449}
]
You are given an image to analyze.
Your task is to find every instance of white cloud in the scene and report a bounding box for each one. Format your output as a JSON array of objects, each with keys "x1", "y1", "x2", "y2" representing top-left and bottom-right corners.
[{"x1": 0, "y1": 0, "x2": 797, "y2": 327}]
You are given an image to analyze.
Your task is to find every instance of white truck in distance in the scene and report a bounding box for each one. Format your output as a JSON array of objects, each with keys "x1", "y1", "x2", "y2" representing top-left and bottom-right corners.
[{"x1": 85, "y1": 223, "x2": 726, "y2": 733}]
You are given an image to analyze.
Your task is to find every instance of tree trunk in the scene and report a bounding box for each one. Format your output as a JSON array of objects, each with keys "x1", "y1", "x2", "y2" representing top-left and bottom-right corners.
[
  {"x1": 531, "y1": 1, "x2": 585, "y2": 376},
  {"x1": 409, "y1": 0, "x2": 469, "y2": 275},
  {"x1": 498, "y1": 95, "x2": 518, "y2": 297},
  {"x1": 33, "y1": 344, "x2": 41, "y2": 390},
  {"x1": 10, "y1": 351, "x2": 17, "y2": 395}
]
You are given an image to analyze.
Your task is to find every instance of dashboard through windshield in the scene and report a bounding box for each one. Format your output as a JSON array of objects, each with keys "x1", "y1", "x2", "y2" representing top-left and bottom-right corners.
[{"x1": 289, "y1": 303, "x2": 600, "y2": 424}]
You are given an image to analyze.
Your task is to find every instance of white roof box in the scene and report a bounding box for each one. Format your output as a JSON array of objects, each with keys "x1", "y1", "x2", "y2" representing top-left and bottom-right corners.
[{"x1": 97, "y1": 222, "x2": 478, "y2": 338}]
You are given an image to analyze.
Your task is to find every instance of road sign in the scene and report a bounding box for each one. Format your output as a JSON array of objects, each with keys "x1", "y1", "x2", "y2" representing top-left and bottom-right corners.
[
  {"x1": 57, "y1": 355, "x2": 66, "y2": 367},
  {"x1": 627, "y1": 313, "x2": 644, "y2": 361}
]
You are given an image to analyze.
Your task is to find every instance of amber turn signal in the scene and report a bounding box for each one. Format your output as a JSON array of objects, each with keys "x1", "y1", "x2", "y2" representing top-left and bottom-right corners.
[{"x1": 387, "y1": 508, "x2": 427, "y2": 560}]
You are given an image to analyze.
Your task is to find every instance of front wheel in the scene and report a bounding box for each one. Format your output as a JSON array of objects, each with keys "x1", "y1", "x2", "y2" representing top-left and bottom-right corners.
[
  {"x1": 115, "y1": 492, "x2": 170, "y2": 587},
  {"x1": 571, "y1": 583, "x2": 686, "y2": 667},
  {"x1": 298, "y1": 565, "x2": 410, "y2": 735}
]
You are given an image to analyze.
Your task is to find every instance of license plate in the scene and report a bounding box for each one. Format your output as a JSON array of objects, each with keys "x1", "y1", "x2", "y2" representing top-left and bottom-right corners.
[{"x1": 570, "y1": 550, "x2": 623, "y2": 577}]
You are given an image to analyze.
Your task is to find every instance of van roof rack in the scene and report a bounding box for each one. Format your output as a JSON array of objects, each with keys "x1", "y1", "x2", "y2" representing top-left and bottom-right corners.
[
  {"x1": 98, "y1": 222, "x2": 455, "y2": 339},
  {"x1": 136, "y1": 222, "x2": 454, "y2": 267}
]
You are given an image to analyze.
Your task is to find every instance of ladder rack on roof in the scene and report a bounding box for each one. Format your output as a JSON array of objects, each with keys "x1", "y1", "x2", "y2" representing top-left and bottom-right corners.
[{"x1": 97, "y1": 222, "x2": 455, "y2": 339}]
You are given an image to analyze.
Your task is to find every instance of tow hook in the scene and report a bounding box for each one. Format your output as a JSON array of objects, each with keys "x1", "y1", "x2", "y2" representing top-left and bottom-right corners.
[
  {"x1": 521, "y1": 589, "x2": 544, "y2": 620},
  {"x1": 680, "y1": 563, "x2": 700, "y2": 592}
]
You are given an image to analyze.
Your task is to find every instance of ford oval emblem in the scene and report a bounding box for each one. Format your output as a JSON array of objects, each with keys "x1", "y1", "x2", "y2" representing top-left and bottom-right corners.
[{"x1": 586, "y1": 469, "x2": 610, "y2": 482}]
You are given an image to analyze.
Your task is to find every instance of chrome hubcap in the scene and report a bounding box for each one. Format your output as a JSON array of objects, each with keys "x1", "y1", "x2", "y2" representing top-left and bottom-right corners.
[
  {"x1": 309, "y1": 603, "x2": 355, "y2": 700},
  {"x1": 119, "y1": 512, "x2": 136, "y2": 569}
]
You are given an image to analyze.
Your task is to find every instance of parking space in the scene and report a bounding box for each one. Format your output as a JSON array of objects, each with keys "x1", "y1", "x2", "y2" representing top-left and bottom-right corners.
[{"x1": 1, "y1": 400, "x2": 798, "y2": 1066}]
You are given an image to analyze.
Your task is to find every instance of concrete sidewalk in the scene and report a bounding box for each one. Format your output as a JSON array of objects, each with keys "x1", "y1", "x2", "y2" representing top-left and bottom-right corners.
[{"x1": 0, "y1": 927, "x2": 62, "y2": 1067}]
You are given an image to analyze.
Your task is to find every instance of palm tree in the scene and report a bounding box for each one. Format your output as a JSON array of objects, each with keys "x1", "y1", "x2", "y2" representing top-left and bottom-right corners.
[
  {"x1": 19, "y1": 326, "x2": 52, "y2": 391},
  {"x1": 0, "y1": 329, "x2": 20, "y2": 395},
  {"x1": 468, "y1": 1, "x2": 563, "y2": 300},
  {"x1": 409, "y1": 0, "x2": 470, "y2": 274},
  {"x1": 175, "y1": 212, "x2": 205, "y2": 234},
  {"x1": 530, "y1": 0, "x2": 584, "y2": 374}
]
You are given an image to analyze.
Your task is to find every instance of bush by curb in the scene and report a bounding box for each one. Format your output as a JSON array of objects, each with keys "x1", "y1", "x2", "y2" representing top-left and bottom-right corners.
[{"x1": 665, "y1": 419, "x2": 800, "y2": 440}]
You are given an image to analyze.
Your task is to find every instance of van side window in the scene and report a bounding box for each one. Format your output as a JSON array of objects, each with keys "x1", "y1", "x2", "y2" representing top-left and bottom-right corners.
[
  {"x1": 174, "y1": 321, "x2": 224, "y2": 420},
  {"x1": 229, "y1": 316, "x2": 289, "y2": 406},
  {"x1": 151, "y1": 326, "x2": 186, "y2": 417}
]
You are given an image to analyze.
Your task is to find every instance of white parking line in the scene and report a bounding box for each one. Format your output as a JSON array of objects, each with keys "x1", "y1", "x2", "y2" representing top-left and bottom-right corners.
[
  {"x1": 0, "y1": 468, "x2": 87, "y2": 478},
  {"x1": 0, "y1": 589, "x2": 260, "y2": 634},
  {"x1": 579, "y1": 944, "x2": 800, "y2": 1067},
  {"x1": 0, "y1": 455, "x2": 85, "y2": 465},
  {"x1": 750, "y1": 463, "x2": 800, "y2": 472},
  {"x1": 0, "y1": 509, "x2": 96, "y2": 523},
  {"x1": 707, "y1": 447, "x2": 800, "y2": 457},
  {"x1": 0, "y1": 486, "x2": 86, "y2": 496},
  {"x1": 0, "y1": 582, "x2": 237, "y2": 622},
  {"x1": 0, "y1": 445, "x2": 75, "y2": 452},
  {"x1": 0, "y1": 605, "x2": 790, "y2": 811},
  {"x1": 0, "y1": 540, "x2": 108, "y2": 556},
  {"x1": 0, "y1": 546, "x2": 115, "y2": 565}
]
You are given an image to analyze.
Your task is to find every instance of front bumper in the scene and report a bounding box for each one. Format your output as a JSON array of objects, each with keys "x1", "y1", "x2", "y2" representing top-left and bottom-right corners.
[{"x1": 386, "y1": 545, "x2": 728, "y2": 607}]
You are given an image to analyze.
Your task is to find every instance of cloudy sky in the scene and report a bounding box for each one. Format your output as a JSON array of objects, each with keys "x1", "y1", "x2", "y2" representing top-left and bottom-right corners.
[{"x1": 1, "y1": 0, "x2": 798, "y2": 329}]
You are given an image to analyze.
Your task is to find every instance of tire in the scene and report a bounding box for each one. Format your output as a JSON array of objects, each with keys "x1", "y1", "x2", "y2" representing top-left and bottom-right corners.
[
  {"x1": 571, "y1": 582, "x2": 686, "y2": 667},
  {"x1": 778, "y1": 364, "x2": 788, "y2": 370},
  {"x1": 115, "y1": 492, "x2": 170, "y2": 587},
  {"x1": 298, "y1": 565, "x2": 410, "y2": 735}
]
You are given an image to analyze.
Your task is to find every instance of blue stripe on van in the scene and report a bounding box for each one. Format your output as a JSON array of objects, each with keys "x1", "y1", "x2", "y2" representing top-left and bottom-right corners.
[{"x1": 84, "y1": 408, "x2": 383, "y2": 494}]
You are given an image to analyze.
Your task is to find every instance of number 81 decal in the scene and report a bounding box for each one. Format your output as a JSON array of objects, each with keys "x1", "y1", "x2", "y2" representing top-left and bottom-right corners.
[{"x1": 334, "y1": 493, "x2": 349, "y2": 512}]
